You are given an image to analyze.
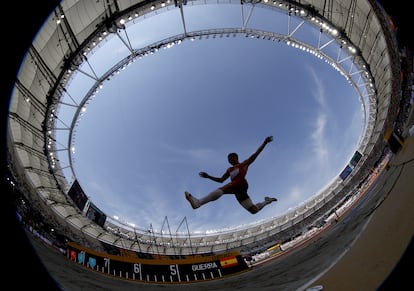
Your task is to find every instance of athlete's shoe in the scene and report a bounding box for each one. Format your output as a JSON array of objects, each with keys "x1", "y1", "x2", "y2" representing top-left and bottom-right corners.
[
  {"x1": 185, "y1": 191, "x2": 200, "y2": 209},
  {"x1": 265, "y1": 197, "x2": 277, "y2": 203}
]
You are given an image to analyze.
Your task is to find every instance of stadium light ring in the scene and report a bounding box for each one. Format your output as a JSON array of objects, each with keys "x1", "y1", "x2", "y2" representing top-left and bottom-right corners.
[{"x1": 43, "y1": 1, "x2": 379, "y2": 253}]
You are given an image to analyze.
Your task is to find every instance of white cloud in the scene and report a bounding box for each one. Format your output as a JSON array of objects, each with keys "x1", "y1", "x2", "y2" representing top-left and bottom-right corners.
[
  {"x1": 307, "y1": 65, "x2": 330, "y2": 164},
  {"x1": 311, "y1": 113, "x2": 329, "y2": 163}
]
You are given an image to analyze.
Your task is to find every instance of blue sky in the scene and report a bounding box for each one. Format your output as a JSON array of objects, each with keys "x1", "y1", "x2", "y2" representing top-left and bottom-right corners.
[{"x1": 57, "y1": 4, "x2": 364, "y2": 233}]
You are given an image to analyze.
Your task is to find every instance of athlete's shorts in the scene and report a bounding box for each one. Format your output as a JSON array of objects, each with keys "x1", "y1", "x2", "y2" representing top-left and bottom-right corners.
[
  {"x1": 220, "y1": 181, "x2": 250, "y2": 203},
  {"x1": 232, "y1": 184, "x2": 250, "y2": 203}
]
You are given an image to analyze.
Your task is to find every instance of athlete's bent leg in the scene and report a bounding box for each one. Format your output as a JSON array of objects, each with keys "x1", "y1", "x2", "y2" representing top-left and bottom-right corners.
[
  {"x1": 241, "y1": 197, "x2": 277, "y2": 214},
  {"x1": 255, "y1": 197, "x2": 277, "y2": 212},
  {"x1": 240, "y1": 198, "x2": 258, "y2": 214}
]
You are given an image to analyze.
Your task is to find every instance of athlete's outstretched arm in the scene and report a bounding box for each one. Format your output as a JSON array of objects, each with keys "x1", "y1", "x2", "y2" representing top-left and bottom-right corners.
[
  {"x1": 199, "y1": 171, "x2": 229, "y2": 183},
  {"x1": 244, "y1": 136, "x2": 273, "y2": 165}
]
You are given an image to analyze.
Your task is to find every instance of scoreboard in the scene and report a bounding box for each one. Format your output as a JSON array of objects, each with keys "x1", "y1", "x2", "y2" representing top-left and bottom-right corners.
[{"x1": 67, "y1": 241, "x2": 249, "y2": 283}]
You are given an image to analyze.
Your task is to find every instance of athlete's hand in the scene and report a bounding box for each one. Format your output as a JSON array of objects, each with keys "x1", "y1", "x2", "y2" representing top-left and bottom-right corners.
[
  {"x1": 199, "y1": 172, "x2": 209, "y2": 178},
  {"x1": 264, "y1": 136, "x2": 273, "y2": 144}
]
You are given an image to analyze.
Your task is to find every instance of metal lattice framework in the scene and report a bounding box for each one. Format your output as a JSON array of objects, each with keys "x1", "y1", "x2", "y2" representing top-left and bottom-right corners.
[{"x1": 8, "y1": 0, "x2": 401, "y2": 255}]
